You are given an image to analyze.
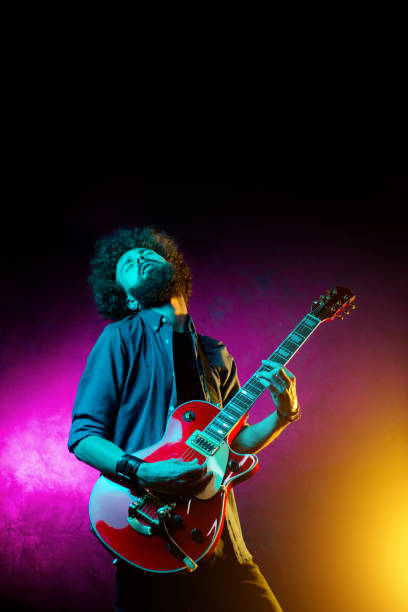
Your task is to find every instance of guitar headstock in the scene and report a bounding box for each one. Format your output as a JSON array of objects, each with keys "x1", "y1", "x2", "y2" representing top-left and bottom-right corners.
[{"x1": 311, "y1": 286, "x2": 356, "y2": 322}]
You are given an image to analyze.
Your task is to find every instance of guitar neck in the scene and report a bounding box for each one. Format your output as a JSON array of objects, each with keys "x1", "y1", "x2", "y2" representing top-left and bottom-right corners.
[{"x1": 204, "y1": 313, "x2": 321, "y2": 443}]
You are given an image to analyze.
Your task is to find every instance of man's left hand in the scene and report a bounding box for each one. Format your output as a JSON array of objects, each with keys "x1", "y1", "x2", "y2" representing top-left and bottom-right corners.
[{"x1": 257, "y1": 359, "x2": 299, "y2": 417}]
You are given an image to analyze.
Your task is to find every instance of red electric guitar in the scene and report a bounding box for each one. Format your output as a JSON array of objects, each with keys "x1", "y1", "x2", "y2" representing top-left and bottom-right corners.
[{"x1": 89, "y1": 286, "x2": 356, "y2": 573}]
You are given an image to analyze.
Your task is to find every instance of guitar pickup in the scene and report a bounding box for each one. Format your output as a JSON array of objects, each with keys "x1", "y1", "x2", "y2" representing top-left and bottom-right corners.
[{"x1": 186, "y1": 430, "x2": 220, "y2": 457}]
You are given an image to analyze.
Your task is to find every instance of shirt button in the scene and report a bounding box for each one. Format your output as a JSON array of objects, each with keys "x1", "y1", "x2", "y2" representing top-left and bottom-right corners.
[
  {"x1": 165, "y1": 339, "x2": 169, "y2": 344},
  {"x1": 162, "y1": 317, "x2": 167, "y2": 323}
]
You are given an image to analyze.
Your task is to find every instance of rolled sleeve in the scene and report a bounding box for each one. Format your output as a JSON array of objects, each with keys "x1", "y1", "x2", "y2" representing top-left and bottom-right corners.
[{"x1": 68, "y1": 325, "x2": 128, "y2": 452}]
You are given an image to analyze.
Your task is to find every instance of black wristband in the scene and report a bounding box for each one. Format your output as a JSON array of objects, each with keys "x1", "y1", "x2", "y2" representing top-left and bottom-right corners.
[{"x1": 116, "y1": 453, "x2": 146, "y2": 487}]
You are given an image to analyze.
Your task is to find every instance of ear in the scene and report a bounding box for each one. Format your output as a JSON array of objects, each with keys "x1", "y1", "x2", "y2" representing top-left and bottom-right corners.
[{"x1": 126, "y1": 296, "x2": 140, "y2": 312}]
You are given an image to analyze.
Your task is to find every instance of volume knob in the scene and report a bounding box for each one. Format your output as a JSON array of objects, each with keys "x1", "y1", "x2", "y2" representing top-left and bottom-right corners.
[
  {"x1": 229, "y1": 459, "x2": 240, "y2": 473},
  {"x1": 191, "y1": 528, "x2": 204, "y2": 543},
  {"x1": 172, "y1": 515, "x2": 185, "y2": 530}
]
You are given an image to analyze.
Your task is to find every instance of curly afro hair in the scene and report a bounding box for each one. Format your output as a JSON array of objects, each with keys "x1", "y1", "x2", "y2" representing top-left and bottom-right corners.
[{"x1": 88, "y1": 226, "x2": 192, "y2": 321}]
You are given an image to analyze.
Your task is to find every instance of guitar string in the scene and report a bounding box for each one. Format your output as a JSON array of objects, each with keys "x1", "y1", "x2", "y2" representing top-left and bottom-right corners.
[
  {"x1": 143, "y1": 299, "x2": 343, "y2": 515},
  {"x1": 175, "y1": 305, "x2": 328, "y2": 465},
  {"x1": 140, "y1": 448, "x2": 203, "y2": 515},
  {"x1": 141, "y1": 303, "x2": 333, "y2": 512},
  {"x1": 174, "y1": 312, "x2": 320, "y2": 466},
  {"x1": 166, "y1": 308, "x2": 331, "y2": 462}
]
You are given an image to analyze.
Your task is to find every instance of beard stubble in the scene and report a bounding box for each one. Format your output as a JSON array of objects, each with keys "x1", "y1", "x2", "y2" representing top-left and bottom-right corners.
[{"x1": 128, "y1": 261, "x2": 188, "y2": 309}]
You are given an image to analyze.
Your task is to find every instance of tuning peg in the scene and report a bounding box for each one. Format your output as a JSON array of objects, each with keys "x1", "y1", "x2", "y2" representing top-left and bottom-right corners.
[
  {"x1": 338, "y1": 315, "x2": 344, "y2": 320},
  {"x1": 344, "y1": 311, "x2": 350, "y2": 315},
  {"x1": 351, "y1": 304, "x2": 356, "y2": 310}
]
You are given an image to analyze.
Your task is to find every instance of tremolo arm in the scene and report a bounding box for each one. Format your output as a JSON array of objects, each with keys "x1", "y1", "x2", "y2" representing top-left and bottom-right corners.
[{"x1": 128, "y1": 490, "x2": 197, "y2": 572}]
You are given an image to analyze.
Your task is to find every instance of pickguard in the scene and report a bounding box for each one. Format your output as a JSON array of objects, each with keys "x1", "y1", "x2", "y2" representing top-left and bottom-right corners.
[{"x1": 194, "y1": 441, "x2": 229, "y2": 500}]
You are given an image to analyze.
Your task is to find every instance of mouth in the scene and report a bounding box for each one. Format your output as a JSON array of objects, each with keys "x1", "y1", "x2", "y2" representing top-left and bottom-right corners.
[{"x1": 142, "y1": 262, "x2": 155, "y2": 275}]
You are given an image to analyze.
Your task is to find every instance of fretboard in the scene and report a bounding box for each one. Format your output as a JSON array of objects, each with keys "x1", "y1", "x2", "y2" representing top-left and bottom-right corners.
[{"x1": 204, "y1": 313, "x2": 321, "y2": 443}]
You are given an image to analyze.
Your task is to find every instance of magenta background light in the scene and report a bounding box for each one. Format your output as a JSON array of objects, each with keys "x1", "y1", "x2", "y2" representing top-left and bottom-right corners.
[{"x1": 1, "y1": 155, "x2": 406, "y2": 611}]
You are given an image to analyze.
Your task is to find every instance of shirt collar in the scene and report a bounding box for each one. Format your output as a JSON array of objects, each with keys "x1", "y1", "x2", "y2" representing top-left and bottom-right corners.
[{"x1": 139, "y1": 308, "x2": 196, "y2": 333}]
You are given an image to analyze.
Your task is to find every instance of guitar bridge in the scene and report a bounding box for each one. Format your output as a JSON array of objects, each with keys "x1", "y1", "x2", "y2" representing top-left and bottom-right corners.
[
  {"x1": 128, "y1": 492, "x2": 175, "y2": 536},
  {"x1": 127, "y1": 492, "x2": 198, "y2": 572},
  {"x1": 186, "y1": 430, "x2": 220, "y2": 457}
]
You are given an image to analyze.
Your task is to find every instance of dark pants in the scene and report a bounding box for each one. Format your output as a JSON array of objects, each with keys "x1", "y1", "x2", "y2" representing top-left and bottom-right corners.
[{"x1": 114, "y1": 530, "x2": 283, "y2": 612}]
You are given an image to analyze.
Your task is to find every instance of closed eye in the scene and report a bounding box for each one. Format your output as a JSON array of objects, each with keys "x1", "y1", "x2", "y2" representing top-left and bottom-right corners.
[{"x1": 123, "y1": 260, "x2": 134, "y2": 272}]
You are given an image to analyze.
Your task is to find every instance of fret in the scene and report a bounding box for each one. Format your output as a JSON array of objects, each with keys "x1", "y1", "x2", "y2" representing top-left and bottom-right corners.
[
  {"x1": 217, "y1": 414, "x2": 235, "y2": 427},
  {"x1": 304, "y1": 314, "x2": 320, "y2": 327},
  {"x1": 206, "y1": 426, "x2": 224, "y2": 440},
  {"x1": 240, "y1": 388, "x2": 257, "y2": 401},
  {"x1": 239, "y1": 392, "x2": 253, "y2": 406},
  {"x1": 245, "y1": 378, "x2": 265, "y2": 395},
  {"x1": 213, "y1": 414, "x2": 230, "y2": 426},
  {"x1": 282, "y1": 339, "x2": 300, "y2": 352},
  {"x1": 231, "y1": 396, "x2": 251, "y2": 410},
  {"x1": 201, "y1": 310, "x2": 321, "y2": 444},
  {"x1": 213, "y1": 418, "x2": 230, "y2": 432},
  {"x1": 269, "y1": 353, "x2": 285, "y2": 364},
  {"x1": 225, "y1": 403, "x2": 243, "y2": 415},
  {"x1": 294, "y1": 324, "x2": 311, "y2": 338},
  {"x1": 275, "y1": 346, "x2": 291, "y2": 359},
  {"x1": 225, "y1": 405, "x2": 244, "y2": 419},
  {"x1": 214, "y1": 427, "x2": 230, "y2": 438},
  {"x1": 231, "y1": 394, "x2": 248, "y2": 407}
]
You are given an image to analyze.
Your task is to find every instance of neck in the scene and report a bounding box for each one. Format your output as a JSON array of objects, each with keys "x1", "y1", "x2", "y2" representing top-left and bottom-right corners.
[{"x1": 151, "y1": 296, "x2": 189, "y2": 332}]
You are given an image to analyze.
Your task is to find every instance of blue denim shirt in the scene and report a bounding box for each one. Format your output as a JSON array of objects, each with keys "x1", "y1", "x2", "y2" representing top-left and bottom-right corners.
[{"x1": 68, "y1": 308, "x2": 253, "y2": 563}]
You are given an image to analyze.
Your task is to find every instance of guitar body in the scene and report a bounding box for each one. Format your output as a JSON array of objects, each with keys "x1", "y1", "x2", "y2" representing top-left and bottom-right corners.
[
  {"x1": 89, "y1": 400, "x2": 258, "y2": 573},
  {"x1": 89, "y1": 286, "x2": 355, "y2": 573}
]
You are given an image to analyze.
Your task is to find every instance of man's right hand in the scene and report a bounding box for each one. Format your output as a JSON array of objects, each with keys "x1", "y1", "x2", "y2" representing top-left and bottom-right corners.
[{"x1": 137, "y1": 458, "x2": 213, "y2": 497}]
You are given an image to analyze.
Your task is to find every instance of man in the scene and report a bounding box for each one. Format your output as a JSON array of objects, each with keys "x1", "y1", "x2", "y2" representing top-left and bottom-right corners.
[{"x1": 68, "y1": 227, "x2": 301, "y2": 611}]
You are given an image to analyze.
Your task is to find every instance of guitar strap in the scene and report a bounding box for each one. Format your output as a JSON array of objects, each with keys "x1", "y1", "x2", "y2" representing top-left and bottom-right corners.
[
  {"x1": 195, "y1": 334, "x2": 254, "y2": 564},
  {"x1": 195, "y1": 334, "x2": 223, "y2": 410}
]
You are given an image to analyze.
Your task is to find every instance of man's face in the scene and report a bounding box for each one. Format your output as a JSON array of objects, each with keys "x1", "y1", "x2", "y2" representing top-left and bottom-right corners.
[
  {"x1": 116, "y1": 248, "x2": 168, "y2": 295},
  {"x1": 115, "y1": 247, "x2": 181, "y2": 310}
]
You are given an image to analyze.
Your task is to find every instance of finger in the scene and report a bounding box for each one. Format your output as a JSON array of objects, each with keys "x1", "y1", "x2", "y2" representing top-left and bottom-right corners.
[
  {"x1": 258, "y1": 375, "x2": 287, "y2": 397},
  {"x1": 261, "y1": 360, "x2": 281, "y2": 375},
  {"x1": 182, "y1": 468, "x2": 207, "y2": 481},
  {"x1": 190, "y1": 471, "x2": 214, "y2": 493},
  {"x1": 261, "y1": 359, "x2": 281, "y2": 368},
  {"x1": 260, "y1": 364, "x2": 287, "y2": 388},
  {"x1": 195, "y1": 470, "x2": 213, "y2": 483},
  {"x1": 261, "y1": 363, "x2": 296, "y2": 391},
  {"x1": 261, "y1": 361, "x2": 295, "y2": 381},
  {"x1": 257, "y1": 374, "x2": 271, "y2": 387},
  {"x1": 257, "y1": 374, "x2": 281, "y2": 390},
  {"x1": 174, "y1": 458, "x2": 200, "y2": 465},
  {"x1": 259, "y1": 370, "x2": 286, "y2": 386},
  {"x1": 279, "y1": 366, "x2": 295, "y2": 382},
  {"x1": 173, "y1": 458, "x2": 201, "y2": 465},
  {"x1": 180, "y1": 461, "x2": 207, "y2": 477},
  {"x1": 177, "y1": 470, "x2": 213, "y2": 493}
]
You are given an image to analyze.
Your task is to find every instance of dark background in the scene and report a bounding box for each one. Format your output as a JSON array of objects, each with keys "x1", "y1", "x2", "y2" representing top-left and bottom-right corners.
[
  {"x1": 3, "y1": 139, "x2": 406, "y2": 292},
  {"x1": 1, "y1": 137, "x2": 407, "y2": 611}
]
